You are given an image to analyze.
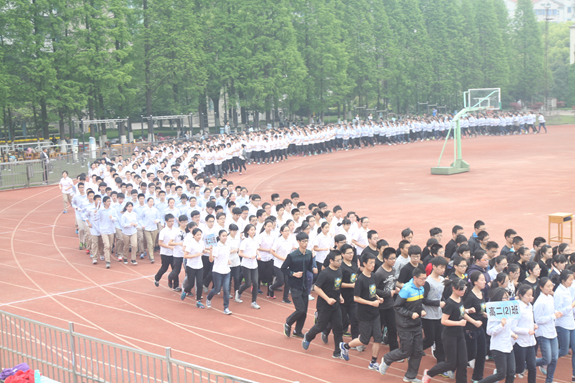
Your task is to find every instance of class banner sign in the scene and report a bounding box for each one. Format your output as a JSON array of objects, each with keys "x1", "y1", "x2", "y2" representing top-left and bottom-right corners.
[
  {"x1": 203, "y1": 233, "x2": 217, "y2": 247},
  {"x1": 485, "y1": 300, "x2": 521, "y2": 320}
]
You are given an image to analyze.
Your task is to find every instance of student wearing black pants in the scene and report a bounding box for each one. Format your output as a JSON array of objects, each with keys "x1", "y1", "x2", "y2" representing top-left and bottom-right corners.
[
  {"x1": 180, "y1": 227, "x2": 210, "y2": 309},
  {"x1": 423, "y1": 278, "x2": 481, "y2": 383},
  {"x1": 236, "y1": 224, "x2": 261, "y2": 309},
  {"x1": 167, "y1": 215, "x2": 188, "y2": 291},
  {"x1": 302, "y1": 250, "x2": 345, "y2": 359},
  {"x1": 270, "y1": 224, "x2": 294, "y2": 302},
  {"x1": 154, "y1": 214, "x2": 177, "y2": 286},
  {"x1": 375, "y1": 247, "x2": 400, "y2": 350},
  {"x1": 464, "y1": 271, "x2": 488, "y2": 381},
  {"x1": 422, "y1": 257, "x2": 448, "y2": 363},
  {"x1": 282, "y1": 232, "x2": 317, "y2": 338}
]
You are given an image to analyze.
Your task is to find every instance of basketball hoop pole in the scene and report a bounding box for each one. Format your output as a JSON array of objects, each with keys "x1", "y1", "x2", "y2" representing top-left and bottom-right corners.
[{"x1": 431, "y1": 89, "x2": 500, "y2": 175}]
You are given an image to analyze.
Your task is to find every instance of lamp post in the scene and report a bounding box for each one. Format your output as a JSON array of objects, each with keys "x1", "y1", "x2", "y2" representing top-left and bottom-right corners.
[{"x1": 545, "y1": 1, "x2": 551, "y2": 110}]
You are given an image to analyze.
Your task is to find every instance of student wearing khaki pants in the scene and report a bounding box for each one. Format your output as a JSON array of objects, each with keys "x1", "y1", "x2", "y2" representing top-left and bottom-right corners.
[
  {"x1": 120, "y1": 202, "x2": 139, "y2": 265},
  {"x1": 98, "y1": 196, "x2": 119, "y2": 269},
  {"x1": 85, "y1": 195, "x2": 102, "y2": 265},
  {"x1": 59, "y1": 171, "x2": 75, "y2": 213},
  {"x1": 113, "y1": 193, "x2": 126, "y2": 263},
  {"x1": 142, "y1": 197, "x2": 161, "y2": 263}
]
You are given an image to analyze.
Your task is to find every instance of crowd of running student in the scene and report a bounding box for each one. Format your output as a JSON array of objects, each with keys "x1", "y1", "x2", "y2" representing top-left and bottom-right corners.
[{"x1": 60, "y1": 145, "x2": 564, "y2": 383}]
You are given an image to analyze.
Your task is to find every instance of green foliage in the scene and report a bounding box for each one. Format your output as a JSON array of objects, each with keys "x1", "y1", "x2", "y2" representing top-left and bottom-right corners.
[{"x1": 0, "y1": 0, "x2": 567, "y2": 137}]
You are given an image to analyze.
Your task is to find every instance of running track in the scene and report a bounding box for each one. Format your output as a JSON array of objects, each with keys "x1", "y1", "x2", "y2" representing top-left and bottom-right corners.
[{"x1": 1, "y1": 125, "x2": 574, "y2": 383}]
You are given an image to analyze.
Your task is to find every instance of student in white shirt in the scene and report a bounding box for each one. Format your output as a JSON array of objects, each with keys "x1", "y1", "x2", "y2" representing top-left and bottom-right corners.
[
  {"x1": 314, "y1": 222, "x2": 333, "y2": 270},
  {"x1": 59, "y1": 171, "x2": 75, "y2": 213},
  {"x1": 181, "y1": 227, "x2": 211, "y2": 308},
  {"x1": 534, "y1": 278, "x2": 561, "y2": 383},
  {"x1": 257, "y1": 220, "x2": 276, "y2": 297},
  {"x1": 206, "y1": 229, "x2": 233, "y2": 315},
  {"x1": 167, "y1": 215, "x2": 188, "y2": 292},
  {"x1": 154, "y1": 214, "x2": 178, "y2": 287},
  {"x1": 270, "y1": 223, "x2": 296, "y2": 302},
  {"x1": 120, "y1": 202, "x2": 138, "y2": 265},
  {"x1": 236, "y1": 224, "x2": 261, "y2": 309},
  {"x1": 227, "y1": 224, "x2": 242, "y2": 299},
  {"x1": 511, "y1": 285, "x2": 537, "y2": 383},
  {"x1": 553, "y1": 270, "x2": 575, "y2": 377}
]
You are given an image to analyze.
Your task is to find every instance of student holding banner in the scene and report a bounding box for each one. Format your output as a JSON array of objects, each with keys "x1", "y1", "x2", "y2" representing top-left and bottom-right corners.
[{"x1": 479, "y1": 288, "x2": 517, "y2": 383}]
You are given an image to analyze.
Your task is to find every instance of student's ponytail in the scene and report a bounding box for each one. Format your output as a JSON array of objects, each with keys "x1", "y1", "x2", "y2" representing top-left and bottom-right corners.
[{"x1": 317, "y1": 221, "x2": 329, "y2": 235}]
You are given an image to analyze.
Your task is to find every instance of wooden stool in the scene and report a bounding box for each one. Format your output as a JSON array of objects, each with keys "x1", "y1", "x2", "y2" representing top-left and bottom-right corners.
[{"x1": 549, "y1": 213, "x2": 573, "y2": 244}]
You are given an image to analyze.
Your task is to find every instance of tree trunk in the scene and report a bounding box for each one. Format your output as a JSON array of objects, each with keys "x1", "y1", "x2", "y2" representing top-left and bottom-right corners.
[{"x1": 40, "y1": 99, "x2": 49, "y2": 140}]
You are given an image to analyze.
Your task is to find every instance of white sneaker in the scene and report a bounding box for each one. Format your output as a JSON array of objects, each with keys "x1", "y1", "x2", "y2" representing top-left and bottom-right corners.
[
  {"x1": 206, "y1": 299, "x2": 211, "y2": 308},
  {"x1": 234, "y1": 291, "x2": 242, "y2": 303},
  {"x1": 468, "y1": 359, "x2": 475, "y2": 369},
  {"x1": 308, "y1": 294, "x2": 315, "y2": 301},
  {"x1": 223, "y1": 308, "x2": 232, "y2": 315},
  {"x1": 251, "y1": 302, "x2": 260, "y2": 309}
]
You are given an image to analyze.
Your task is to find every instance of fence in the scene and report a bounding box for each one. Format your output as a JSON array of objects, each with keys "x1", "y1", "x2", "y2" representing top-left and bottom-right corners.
[{"x1": 0, "y1": 310, "x2": 256, "y2": 383}]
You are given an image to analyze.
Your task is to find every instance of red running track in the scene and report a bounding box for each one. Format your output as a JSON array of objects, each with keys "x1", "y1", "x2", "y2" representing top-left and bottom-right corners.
[{"x1": 1, "y1": 125, "x2": 574, "y2": 383}]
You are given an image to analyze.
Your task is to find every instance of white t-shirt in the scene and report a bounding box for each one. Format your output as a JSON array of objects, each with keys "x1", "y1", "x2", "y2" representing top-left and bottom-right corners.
[
  {"x1": 212, "y1": 242, "x2": 231, "y2": 274},
  {"x1": 159, "y1": 226, "x2": 177, "y2": 256},
  {"x1": 172, "y1": 228, "x2": 186, "y2": 258},
  {"x1": 256, "y1": 231, "x2": 276, "y2": 262},
  {"x1": 314, "y1": 232, "x2": 334, "y2": 264},
  {"x1": 239, "y1": 236, "x2": 258, "y2": 269},
  {"x1": 60, "y1": 177, "x2": 75, "y2": 194},
  {"x1": 272, "y1": 235, "x2": 296, "y2": 268},
  {"x1": 184, "y1": 238, "x2": 204, "y2": 269},
  {"x1": 353, "y1": 227, "x2": 369, "y2": 253}
]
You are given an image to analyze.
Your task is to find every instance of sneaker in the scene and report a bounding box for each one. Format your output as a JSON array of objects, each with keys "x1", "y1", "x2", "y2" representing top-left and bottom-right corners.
[
  {"x1": 223, "y1": 308, "x2": 232, "y2": 315},
  {"x1": 63, "y1": 210, "x2": 67, "y2": 214},
  {"x1": 321, "y1": 332, "x2": 328, "y2": 344},
  {"x1": 382, "y1": 326, "x2": 388, "y2": 345},
  {"x1": 468, "y1": 359, "x2": 475, "y2": 369},
  {"x1": 422, "y1": 370, "x2": 431, "y2": 383},
  {"x1": 439, "y1": 371, "x2": 454, "y2": 379},
  {"x1": 332, "y1": 353, "x2": 344, "y2": 360},
  {"x1": 168, "y1": 280, "x2": 173, "y2": 289},
  {"x1": 118, "y1": 257, "x2": 123, "y2": 262},
  {"x1": 140, "y1": 253, "x2": 145, "y2": 259},
  {"x1": 131, "y1": 260, "x2": 137, "y2": 265},
  {"x1": 173, "y1": 287, "x2": 182, "y2": 292},
  {"x1": 154, "y1": 280, "x2": 159, "y2": 287},
  {"x1": 302, "y1": 333, "x2": 310, "y2": 350},
  {"x1": 355, "y1": 345, "x2": 366, "y2": 352},
  {"x1": 206, "y1": 299, "x2": 211, "y2": 308},
  {"x1": 123, "y1": 259, "x2": 128, "y2": 264},
  {"x1": 150, "y1": 259, "x2": 154, "y2": 264},
  {"x1": 431, "y1": 343, "x2": 437, "y2": 360},
  {"x1": 282, "y1": 299, "x2": 291, "y2": 304},
  {"x1": 234, "y1": 291, "x2": 243, "y2": 303},
  {"x1": 79, "y1": 244, "x2": 83, "y2": 250},
  {"x1": 493, "y1": 369, "x2": 497, "y2": 375},
  {"x1": 100, "y1": 256, "x2": 105, "y2": 261},
  {"x1": 378, "y1": 360, "x2": 389, "y2": 375},
  {"x1": 257, "y1": 289, "x2": 263, "y2": 295},
  {"x1": 342, "y1": 331, "x2": 351, "y2": 337},
  {"x1": 196, "y1": 301, "x2": 205, "y2": 309},
  {"x1": 403, "y1": 378, "x2": 422, "y2": 383},
  {"x1": 368, "y1": 362, "x2": 380, "y2": 371},
  {"x1": 308, "y1": 294, "x2": 315, "y2": 301},
  {"x1": 339, "y1": 343, "x2": 349, "y2": 361},
  {"x1": 106, "y1": 262, "x2": 110, "y2": 269},
  {"x1": 517, "y1": 371, "x2": 525, "y2": 379},
  {"x1": 539, "y1": 366, "x2": 547, "y2": 375},
  {"x1": 92, "y1": 259, "x2": 97, "y2": 265},
  {"x1": 203, "y1": 285, "x2": 209, "y2": 293},
  {"x1": 180, "y1": 291, "x2": 186, "y2": 301},
  {"x1": 284, "y1": 323, "x2": 291, "y2": 338},
  {"x1": 292, "y1": 332, "x2": 304, "y2": 338},
  {"x1": 251, "y1": 302, "x2": 260, "y2": 309}
]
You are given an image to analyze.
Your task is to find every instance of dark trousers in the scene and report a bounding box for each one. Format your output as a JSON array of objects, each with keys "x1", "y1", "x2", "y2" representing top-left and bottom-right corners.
[
  {"x1": 229, "y1": 265, "x2": 241, "y2": 293},
  {"x1": 383, "y1": 329, "x2": 424, "y2": 380},
  {"x1": 341, "y1": 302, "x2": 359, "y2": 339},
  {"x1": 238, "y1": 267, "x2": 258, "y2": 302},
  {"x1": 514, "y1": 344, "x2": 536, "y2": 383},
  {"x1": 479, "y1": 350, "x2": 515, "y2": 383},
  {"x1": 257, "y1": 259, "x2": 274, "y2": 292},
  {"x1": 286, "y1": 288, "x2": 308, "y2": 334},
  {"x1": 422, "y1": 318, "x2": 445, "y2": 362},
  {"x1": 380, "y1": 306, "x2": 399, "y2": 351},
  {"x1": 183, "y1": 266, "x2": 203, "y2": 300},
  {"x1": 466, "y1": 327, "x2": 487, "y2": 381},
  {"x1": 168, "y1": 257, "x2": 183, "y2": 288},
  {"x1": 154, "y1": 254, "x2": 173, "y2": 282},
  {"x1": 270, "y1": 266, "x2": 289, "y2": 300},
  {"x1": 202, "y1": 256, "x2": 213, "y2": 288},
  {"x1": 427, "y1": 333, "x2": 468, "y2": 383},
  {"x1": 306, "y1": 308, "x2": 343, "y2": 356}
]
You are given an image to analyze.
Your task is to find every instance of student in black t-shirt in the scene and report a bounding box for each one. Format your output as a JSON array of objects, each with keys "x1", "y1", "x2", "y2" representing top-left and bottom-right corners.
[
  {"x1": 422, "y1": 278, "x2": 481, "y2": 383},
  {"x1": 339, "y1": 253, "x2": 384, "y2": 371},
  {"x1": 302, "y1": 251, "x2": 345, "y2": 359},
  {"x1": 422, "y1": 238, "x2": 439, "y2": 267},
  {"x1": 445, "y1": 225, "x2": 464, "y2": 262},
  {"x1": 398, "y1": 246, "x2": 424, "y2": 288},
  {"x1": 374, "y1": 239, "x2": 389, "y2": 271},
  {"x1": 375, "y1": 247, "x2": 400, "y2": 351},
  {"x1": 360, "y1": 229, "x2": 380, "y2": 260}
]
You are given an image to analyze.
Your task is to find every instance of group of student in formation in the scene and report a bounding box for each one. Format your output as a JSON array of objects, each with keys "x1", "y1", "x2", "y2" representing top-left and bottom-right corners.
[{"x1": 58, "y1": 130, "x2": 566, "y2": 383}]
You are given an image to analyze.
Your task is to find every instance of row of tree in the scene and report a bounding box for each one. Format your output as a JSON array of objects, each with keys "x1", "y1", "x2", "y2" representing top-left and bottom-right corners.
[{"x1": 0, "y1": 0, "x2": 553, "y2": 139}]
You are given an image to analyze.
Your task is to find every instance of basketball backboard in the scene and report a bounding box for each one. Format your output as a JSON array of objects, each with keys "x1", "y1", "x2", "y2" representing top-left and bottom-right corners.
[{"x1": 465, "y1": 88, "x2": 501, "y2": 110}]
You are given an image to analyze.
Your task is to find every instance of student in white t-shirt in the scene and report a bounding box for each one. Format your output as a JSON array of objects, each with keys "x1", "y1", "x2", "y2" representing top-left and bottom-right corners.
[
  {"x1": 59, "y1": 171, "x2": 75, "y2": 213},
  {"x1": 181, "y1": 226, "x2": 211, "y2": 308},
  {"x1": 236, "y1": 224, "x2": 261, "y2": 309},
  {"x1": 206, "y1": 229, "x2": 233, "y2": 314}
]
